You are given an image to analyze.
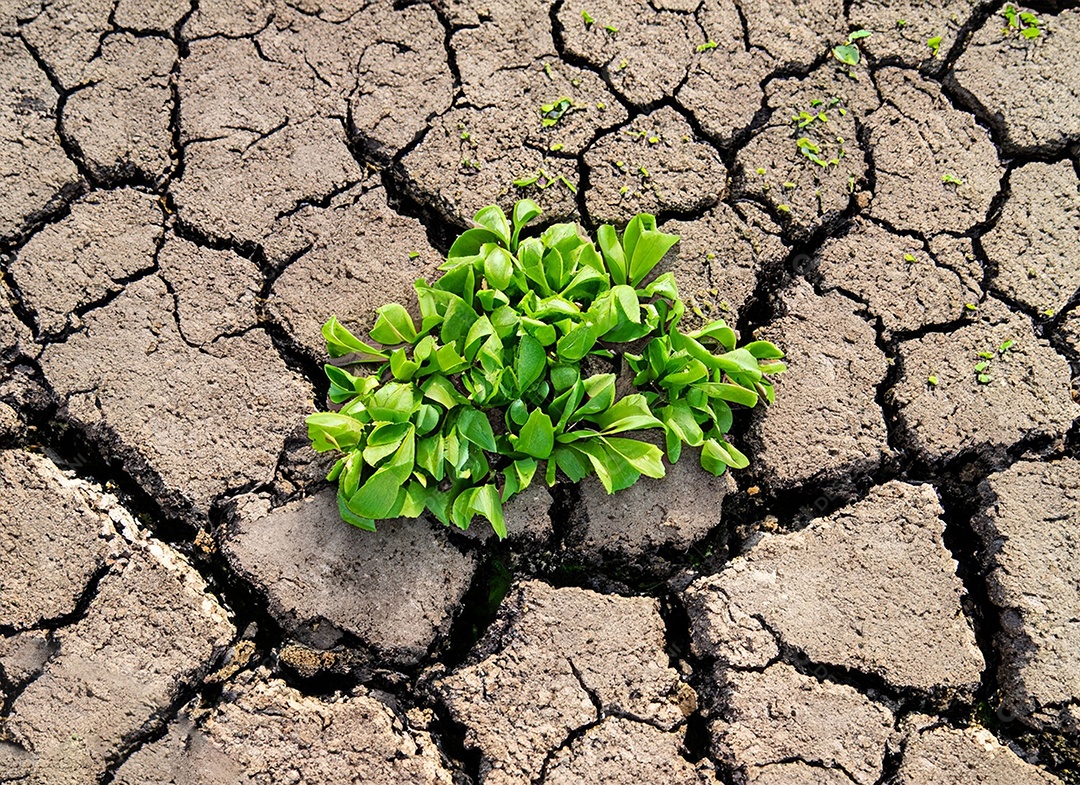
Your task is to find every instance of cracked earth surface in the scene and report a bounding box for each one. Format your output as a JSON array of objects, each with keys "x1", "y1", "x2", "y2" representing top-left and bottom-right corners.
[{"x1": 1, "y1": 0, "x2": 1079, "y2": 782}]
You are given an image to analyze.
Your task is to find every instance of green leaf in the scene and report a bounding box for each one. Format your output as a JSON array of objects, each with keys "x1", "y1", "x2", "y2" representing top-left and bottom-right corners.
[
  {"x1": 484, "y1": 245, "x2": 514, "y2": 291},
  {"x1": 474, "y1": 484, "x2": 507, "y2": 539},
  {"x1": 516, "y1": 408, "x2": 555, "y2": 459},
  {"x1": 448, "y1": 227, "x2": 501, "y2": 259},
  {"x1": 832, "y1": 43, "x2": 860, "y2": 66},
  {"x1": 321, "y1": 316, "x2": 389, "y2": 360},
  {"x1": 416, "y1": 434, "x2": 445, "y2": 480},
  {"x1": 575, "y1": 440, "x2": 634, "y2": 493},
  {"x1": 603, "y1": 436, "x2": 666, "y2": 478},
  {"x1": 847, "y1": 29, "x2": 871, "y2": 41},
  {"x1": 370, "y1": 303, "x2": 417, "y2": 345},
  {"x1": 338, "y1": 490, "x2": 376, "y2": 531},
  {"x1": 389, "y1": 347, "x2": 420, "y2": 381},
  {"x1": 363, "y1": 422, "x2": 413, "y2": 465},
  {"x1": 639, "y1": 272, "x2": 679, "y2": 301},
  {"x1": 612, "y1": 284, "x2": 641, "y2": 324},
  {"x1": 368, "y1": 382, "x2": 419, "y2": 423},
  {"x1": 742, "y1": 340, "x2": 785, "y2": 359},
  {"x1": 662, "y1": 400, "x2": 704, "y2": 447},
  {"x1": 592, "y1": 394, "x2": 663, "y2": 433},
  {"x1": 701, "y1": 438, "x2": 750, "y2": 475},
  {"x1": 512, "y1": 199, "x2": 542, "y2": 248},
  {"x1": 457, "y1": 408, "x2": 497, "y2": 453},
  {"x1": 695, "y1": 382, "x2": 759, "y2": 407},
  {"x1": 627, "y1": 229, "x2": 679, "y2": 286},
  {"x1": 502, "y1": 457, "x2": 538, "y2": 501},
  {"x1": 346, "y1": 435, "x2": 415, "y2": 518},
  {"x1": 306, "y1": 412, "x2": 365, "y2": 452},
  {"x1": 597, "y1": 224, "x2": 627, "y2": 284},
  {"x1": 556, "y1": 323, "x2": 596, "y2": 362},
  {"x1": 573, "y1": 374, "x2": 616, "y2": 419},
  {"x1": 553, "y1": 445, "x2": 591, "y2": 483},
  {"x1": 474, "y1": 205, "x2": 511, "y2": 246},
  {"x1": 515, "y1": 334, "x2": 547, "y2": 393},
  {"x1": 422, "y1": 375, "x2": 465, "y2": 409}
]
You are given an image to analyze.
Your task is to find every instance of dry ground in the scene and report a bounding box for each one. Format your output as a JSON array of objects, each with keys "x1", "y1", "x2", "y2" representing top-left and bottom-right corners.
[{"x1": 1, "y1": 0, "x2": 1080, "y2": 783}]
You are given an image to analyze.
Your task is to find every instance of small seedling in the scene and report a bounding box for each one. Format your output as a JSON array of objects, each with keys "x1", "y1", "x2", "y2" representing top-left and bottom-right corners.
[
  {"x1": 550, "y1": 143, "x2": 564, "y2": 152},
  {"x1": 605, "y1": 23, "x2": 618, "y2": 34},
  {"x1": 581, "y1": 9, "x2": 595, "y2": 25},
  {"x1": 1003, "y1": 4, "x2": 1041, "y2": 38},
  {"x1": 897, "y1": 19, "x2": 908, "y2": 28},
  {"x1": 833, "y1": 29, "x2": 871, "y2": 66},
  {"x1": 998, "y1": 339, "x2": 1015, "y2": 354},
  {"x1": 513, "y1": 169, "x2": 577, "y2": 193},
  {"x1": 964, "y1": 302, "x2": 979, "y2": 312},
  {"x1": 697, "y1": 40, "x2": 718, "y2": 52},
  {"x1": 927, "y1": 35, "x2": 942, "y2": 57},
  {"x1": 904, "y1": 253, "x2": 917, "y2": 262},
  {"x1": 648, "y1": 135, "x2": 660, "y2": 144},
  {"x1": 616, "y1": 58, "x2": 629, "y2": 71},
  {"x1": 409, "y1": 251, "x2": 420, "y2": 260},
  {"x1": 942, "y1": 172, "x2": 964, "y2": 186},
  {"x1": 307, "y1": 201, "x2": 786, "y2": 537},
  {"x1": 541, "y1": 97, "x2": 580, "y2": 127},
  {"x1": 777, "y1": 204, "x2": 791, "y2": 213},
  {"x1": 928, "y1": 375, "x2": 938, "y2": 386}
]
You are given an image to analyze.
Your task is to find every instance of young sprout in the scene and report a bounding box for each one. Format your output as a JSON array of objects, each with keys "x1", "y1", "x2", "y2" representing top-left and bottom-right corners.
[
  {"x1": 1003, "y1": 4, "x2": 1041, "y2": 38},
  {"x1": 597, "y1": 102, "x2": 606, "y2": 110},
  {"x1": 998, "y1": 339, "x2": 1015, "y2": 354},
  {"x1": 904, "y1": 253, "x2": 917, "y2": 262},
  {"x1": 783, "y1": 181, "x2": 796, "y2": 190},
  {"x1": 927, "y1": 36, "x2": 942, "y2": 57},
  {"x1": 964, "y1": 302, "x2": 978, "y2": 311},
  {"x1": 928, "y1": 374, "x2": 939, "y2": 386},
  {"x1": 777, "y1": 204, "x2": 791, "y2": 213},
  {"x1": 408, "y1": 251, "x2": 420, "y2": 260},
  {"x1": 550, "y1": 143, "x2": 564, "y2": 152},
  {"x1": 581, "y1": 9, "x2": 595, "y2": 25},
  {"x1": 616, "y1": 58, "x2": 629, "y2": 71},
  {"x1": 832, "y1": 29, "x2": 871, "y2": 66},
  {"x1": 638, "y1": 165, "x2": 650, "y2": 178},
  {"x1": 648, "y1": 135, "x2": 659, "y2": 144},
  {"x1": 942, "y1": 172, "x2": 964, "y2": 186},
  {"x1": 697, "y1": 40, "x2": 718, "y2": 52},
  {"x1": 897, "y1": 19, "x2": 908, "y2": 28},
  {"x1": 756, "y1": 167, "x2": 766, "y2": 175},
  {"x1": 540, "y1": 97, "x2": 578, "y2": 127},
  {"x1": 605, "y1": 23, "x2": 618, "y2": 33},
  {"x1": 1042, "y1": 307, "x2": 1055, "y2": 317}
]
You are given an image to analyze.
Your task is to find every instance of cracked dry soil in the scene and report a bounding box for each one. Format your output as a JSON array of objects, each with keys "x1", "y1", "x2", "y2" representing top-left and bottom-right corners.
[{"x1": 1, "y1": 0, "x2": 1079, "y2": 783}]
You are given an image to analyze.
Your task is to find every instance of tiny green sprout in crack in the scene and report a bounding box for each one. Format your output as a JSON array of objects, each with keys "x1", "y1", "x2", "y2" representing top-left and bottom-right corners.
[
  {"x1": 306, "y1": 202, "x2": 787, "y2": 538},
  {"x1": 927, "y1": 35, "x2": 943, "y2": 57}
]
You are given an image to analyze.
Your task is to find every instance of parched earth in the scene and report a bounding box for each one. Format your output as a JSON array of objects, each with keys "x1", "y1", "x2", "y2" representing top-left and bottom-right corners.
[{"x1": 1, "y1": 0, "x2": 1079, "y2": 782}]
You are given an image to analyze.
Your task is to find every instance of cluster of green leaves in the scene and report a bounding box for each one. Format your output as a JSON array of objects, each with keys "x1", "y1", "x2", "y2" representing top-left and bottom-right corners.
[
  {"x1": 832, "y1": 29, "x2": 871, "y2": 66},
  {"x1": 974, "y1": 339, "x2": 1015, "y2": 385},
  {"x1": 306, "y1": 201, "x2": 786, "y2": 538},
  {"x1": 790, "y1": 98, "x2": 847, "y2": 169},
  {"x1": 1002, "y1": 4, "x2": 1041, "y2": 39}
]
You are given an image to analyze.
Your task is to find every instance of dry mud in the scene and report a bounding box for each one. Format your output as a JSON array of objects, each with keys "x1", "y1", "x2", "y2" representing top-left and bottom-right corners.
[{"x1": 1, "y1": 0, "x2": 1079, "y2": 783}]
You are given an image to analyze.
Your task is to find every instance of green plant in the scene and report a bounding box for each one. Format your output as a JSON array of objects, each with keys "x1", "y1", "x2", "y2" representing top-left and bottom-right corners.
[
  {"x1": 832, "y1": 29, "x2": 871, "y2": 66},
  {"x1": 540, "y1": 98, "x2": 579, "y2": 127},
  {"x1": 942, "y1": 172, "x2": 964, "y2": 186},
  {"x1": 927, "y1": 35, "x2": 942, "y2": 57},
  {"x1": 306, "y1": 201, "x2": 786, "y2": 538},
  {"x1": 1002, "y1": 4, "x2": 1041, "y2": 38},
  {"x1": 697, "y1": 40, "x2": 718, "y2": 52}
]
